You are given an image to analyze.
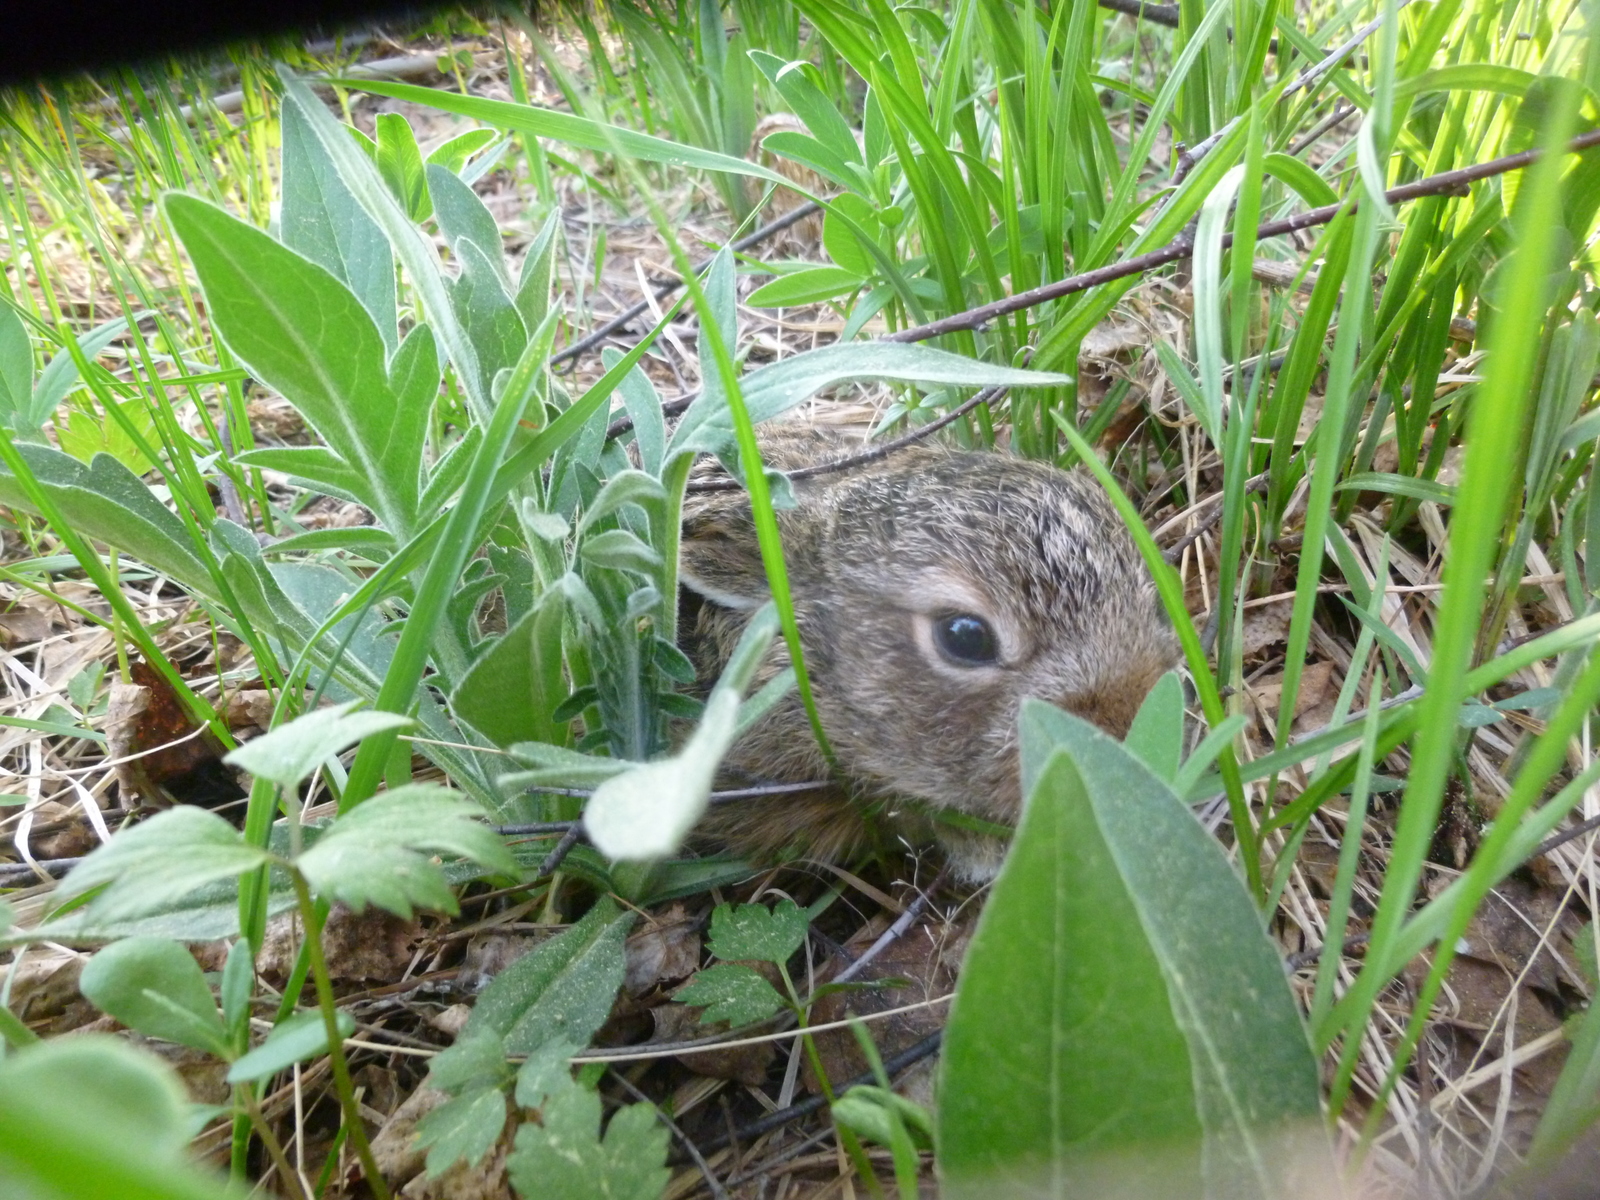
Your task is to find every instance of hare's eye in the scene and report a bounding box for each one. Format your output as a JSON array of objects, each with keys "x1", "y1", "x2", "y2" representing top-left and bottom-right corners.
[{"x1": 932, "y1": 613, "x2": 999, "y2": 666}]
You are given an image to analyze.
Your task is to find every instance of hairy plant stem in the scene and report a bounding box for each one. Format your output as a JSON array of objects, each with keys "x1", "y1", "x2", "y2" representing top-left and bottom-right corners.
[{"x1": 290, "y1": 874, "x2": 390, "y2": 1200}]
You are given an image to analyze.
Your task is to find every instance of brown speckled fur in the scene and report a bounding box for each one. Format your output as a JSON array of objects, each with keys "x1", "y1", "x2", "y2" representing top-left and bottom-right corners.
[{"x1": 679, "y1": 424, "x2": 1179, "y2": 881}]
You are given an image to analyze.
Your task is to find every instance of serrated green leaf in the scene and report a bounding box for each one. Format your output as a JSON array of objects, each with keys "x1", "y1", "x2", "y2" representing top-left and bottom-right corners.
[
  {"x1": 429, "y1": 1028, "x2": 515, "y2": 1094},
  {"x1": 79, "y1": 938, "x2": 229, "y2": 1057},
  {"x1": 417, "y1": 1086, "x2": 509, "y2": 1178},
  {"x1": 706, "y1": 898, "x2": 808, "y2": 966},
  {"x1": 226, "y1": 1008, "x2": 357, "y2": 1083},
  {"x1": 224, "y1": 702, "x2": 413, "y2": 789},
  {"x1": 674, "y1": 963, "x2": 787, "y2": 1026},
  {"x1": 295, "y1": 784, "x2": 514, "y2": 918},
  {"x1": 513, "y1": 1037, "x2": 583, "y2": 1109},
  {"x1": 506, "y1": 1085, "x2": 668, "y2": 1200},
  {"x1": 54, "y1": 806, "x2": 270, "y2": 920}
]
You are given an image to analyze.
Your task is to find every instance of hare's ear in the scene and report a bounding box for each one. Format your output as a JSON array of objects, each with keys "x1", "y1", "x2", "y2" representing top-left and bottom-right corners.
[{"x1": 680, "y1": 499, "x2": 771, "y2": 610}]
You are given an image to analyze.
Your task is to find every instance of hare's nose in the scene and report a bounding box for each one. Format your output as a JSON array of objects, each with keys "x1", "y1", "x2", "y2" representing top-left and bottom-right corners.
[{"x1": 1057, "y1": 666, "x2": 1168, "y2": 740}]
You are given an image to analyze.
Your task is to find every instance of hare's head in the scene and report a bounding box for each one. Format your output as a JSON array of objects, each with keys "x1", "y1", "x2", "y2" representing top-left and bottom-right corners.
[{"x1": 681, "y1": 427, "x2": 1179, "y2": 879}]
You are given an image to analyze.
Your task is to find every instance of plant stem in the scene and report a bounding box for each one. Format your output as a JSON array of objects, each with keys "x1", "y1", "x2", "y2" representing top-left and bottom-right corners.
[{"x1": 290, "y1": 873, "x2": 390, "y2": 1200}]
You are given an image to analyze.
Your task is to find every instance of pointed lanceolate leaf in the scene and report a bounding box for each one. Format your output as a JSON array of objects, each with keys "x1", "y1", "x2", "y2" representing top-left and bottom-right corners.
[
  {"x1": 226, "y1": 1008, "x2": 357, "y2": 1083},
  {"x1": 949, "y1": 701, "x2": 1334, "y2": 1199},
  {"x1": 1124, "y1": 670, "x2": 1184, "y2": 783},
  {"x1": 939, "y1": 750, "x2": 1202, "y2": 1198},
  {"x1": 223, "y1": 701, "x2": 414, "y2": 790},
  {"x1": 164, "y1": 193, "x2": 421, "y2": 533},
  {"x1": 281, "y1": 97, "x2": 398, "y2": 354},
  {"x1": 0, "y1": 444, "x2": 210, "y2": 596},
  {"x1": 669, "y1": 342, "x2": 1072, "y2": 458}
]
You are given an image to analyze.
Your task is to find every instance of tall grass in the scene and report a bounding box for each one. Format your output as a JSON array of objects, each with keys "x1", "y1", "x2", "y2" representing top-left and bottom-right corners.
[{"x1": 2, "y1": 0, "x2": 1600, "y2": 1193}]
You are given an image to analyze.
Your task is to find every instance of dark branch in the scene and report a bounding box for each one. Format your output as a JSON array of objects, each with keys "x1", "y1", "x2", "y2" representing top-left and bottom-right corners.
[{"x1": 885, "y1": 127, "x2": 1600, "y2": 346}]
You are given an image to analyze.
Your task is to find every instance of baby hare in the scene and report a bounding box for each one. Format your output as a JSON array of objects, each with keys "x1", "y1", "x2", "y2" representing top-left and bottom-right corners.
[{"x1": 679, "y1": 424, "x2": 1178, "y2": 881}]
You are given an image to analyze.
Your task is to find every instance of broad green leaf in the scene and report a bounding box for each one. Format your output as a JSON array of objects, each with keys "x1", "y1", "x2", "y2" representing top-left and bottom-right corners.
[
  {"x1": 223, "y1": 701, "x2": 414, "y2": 789},
  {"x1": 278, "y1": 71, "x2": 491, "y2": 426},
  {"x1": 54, "y1": 806, "x2": 270, "y2": 920},
  {"x1": 579, "y1": 527, "x2": 663, "y2": 574},
  {"x1": 1124, "y1": 670, "x2": 1184, "y2": 783},
  {"x1": 376, "y1": 112, "x2": 432, "y2": 221},
  {"x1": 748, "y1": 265, "x2": 864, "y2": 307},
  {"x1": 452, "y1": 601, "x2": 560, "y2": 748},
  {"x1": 295, "y1": 784, "x2": 515, "y2": 917},
  {"x1": 706, "y1": 898, "x2": 808, "y2": 966},
  {"x1": 416, "y1": 1086, "x2": 508, "y2": 1178},
  {"x1": 280, "y1": 97, "x2": 398, "y2": 354},
  {"x1": 1003, "y1": 703, "x2": 1332, "y2": 1197},
  {"x1": 164, "y1": 193, "x2": 422, "y2": 534},
  {"x1": 428, "y1": 163, "x2": 511, "y2": 289},
  {"x1": 464, "y1": 896, "x2": 632, "y2": 1055},
  {"x1": 79, "y1": 937, "x2": 229, "y2": 1057},
  {"x1": 0, "y1": 1037, "x2": 235, "y2": 1200},
  {"x1": 506, "y1": 1085, "x2": 668, "y2": 1200},
  {"x1": 226, "y1": 1008, "x2": 357, "y2": 1083},
  {"x1": 575, "y1": 469, "x2": 667, "y2": 537},
  {"x1": 674, "y1": 962, "x2": 787, "y2": 1026},
  {"x1": 940, "y1": 747, "x2": 1202, "y2": 1197}
]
